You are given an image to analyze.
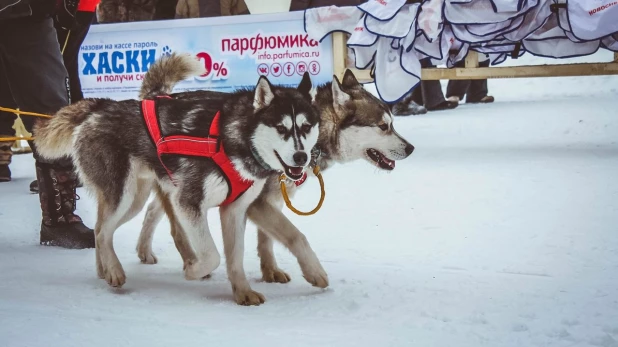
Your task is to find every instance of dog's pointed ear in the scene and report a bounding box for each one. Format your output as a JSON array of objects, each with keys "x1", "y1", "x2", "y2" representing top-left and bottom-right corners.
[
  {"x1": 341, "y1": 69, "x2": 360, "y2": 89},
  {"x1": 254, "y1": 76, "x2": 275, "y2": 112},
  {"x1": 332, "y1": 75, "x2": 351, "y2": 112},
  {"x1": 297, "y1": 72, "x2": 312, "y2": 99}
]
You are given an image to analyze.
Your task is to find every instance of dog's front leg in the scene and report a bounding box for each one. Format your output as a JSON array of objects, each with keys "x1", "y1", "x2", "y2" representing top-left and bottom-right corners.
[
  {"x1": 247, "y1": 202, "x2": 328, "y2": 289},
  {"x1": 220, "y1": 204, "x2": 265, "y2": 306},
  {"x1": 171, "y1": 190, "x2": 221, "y2": 280}
]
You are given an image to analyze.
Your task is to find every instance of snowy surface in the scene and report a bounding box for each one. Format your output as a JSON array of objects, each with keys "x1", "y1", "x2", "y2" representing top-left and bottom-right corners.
[{"x1": 1, "y1": 51, "x2": 618, "y2": 347}]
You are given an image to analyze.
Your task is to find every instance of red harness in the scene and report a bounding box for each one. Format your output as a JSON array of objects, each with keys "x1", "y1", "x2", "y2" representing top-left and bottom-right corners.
[{"x1": 141, "y1": 97, "x2": 253, "y2": 206}]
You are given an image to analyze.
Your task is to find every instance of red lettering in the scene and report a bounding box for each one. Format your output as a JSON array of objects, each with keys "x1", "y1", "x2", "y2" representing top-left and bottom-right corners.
[{"x1": 589, "y1": 1, "x2": 617, "y2": 15}]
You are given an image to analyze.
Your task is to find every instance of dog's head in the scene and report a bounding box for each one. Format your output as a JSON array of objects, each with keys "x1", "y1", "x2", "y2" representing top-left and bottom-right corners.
[
  {"x1": 250, "y1": 73, "x2": 320, "y2": 180},
  {"x1": 320, "y1": 70, "x2": 414, "y2": 170}
]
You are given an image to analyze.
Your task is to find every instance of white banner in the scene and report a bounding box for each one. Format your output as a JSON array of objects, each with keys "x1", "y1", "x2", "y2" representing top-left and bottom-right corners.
[{"x1": 79, "y1": 11, "x2": 334, "y2": 100}]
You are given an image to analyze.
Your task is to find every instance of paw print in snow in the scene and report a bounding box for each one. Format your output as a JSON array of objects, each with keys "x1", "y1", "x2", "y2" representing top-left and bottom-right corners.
[{"x1": 162, "y1": 46, "x2": 172, "y2": 57}]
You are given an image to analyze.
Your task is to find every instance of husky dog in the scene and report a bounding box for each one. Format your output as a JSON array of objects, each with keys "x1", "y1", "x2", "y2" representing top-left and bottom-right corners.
[
  {"x1": 135, "y1": 68, "x2": 415, "y2": 300},
  {"x1": 33, "y1": 53, "x2": 322, "y2": 305}
]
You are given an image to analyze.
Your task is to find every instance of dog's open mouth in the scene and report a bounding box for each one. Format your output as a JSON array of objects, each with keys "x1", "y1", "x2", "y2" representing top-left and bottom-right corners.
[
  {"x1": 274, "y1": 151, "x2": 305, "y2": 180},
  {"x1": 367, "y1": 149, "x2": 395, "y2": 171}
]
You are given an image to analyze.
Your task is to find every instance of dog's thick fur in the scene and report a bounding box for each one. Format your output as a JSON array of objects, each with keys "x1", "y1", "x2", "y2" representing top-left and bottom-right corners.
[
  {"x1": 135, "y1": 68, "x2": 415, "y2": 297},
  {"x1": 33, "y1": 53, "x2": 323, "y2": 305}
]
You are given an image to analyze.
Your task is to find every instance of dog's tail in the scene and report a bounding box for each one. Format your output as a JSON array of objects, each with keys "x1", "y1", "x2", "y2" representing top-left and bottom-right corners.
[
  {"x1": 33, "y1": 100, "x2": 97, "y2": 160},
  {"x1": 139, "y1": 53, "x2": 205, "y2": 99}
]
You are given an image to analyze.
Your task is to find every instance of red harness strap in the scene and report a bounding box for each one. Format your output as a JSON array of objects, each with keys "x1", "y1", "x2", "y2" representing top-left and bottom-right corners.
[{"x1": 141, "y1": 97, "x2": 253, "y2": 206}]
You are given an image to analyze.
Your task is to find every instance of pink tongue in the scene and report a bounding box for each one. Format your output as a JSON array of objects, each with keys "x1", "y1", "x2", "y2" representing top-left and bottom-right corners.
[{"x1": 289, "y1": 167, "x2": 304, "y2": 176}]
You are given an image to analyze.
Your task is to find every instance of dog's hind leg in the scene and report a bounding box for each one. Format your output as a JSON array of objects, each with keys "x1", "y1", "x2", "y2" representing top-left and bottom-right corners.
[
  {"x1": 154, "y1": 186, "x2": 199, "y2": 272},
  {"x1": 96, "y1": 178, "x2": 153, "y2": 287},
  {"x1": 257, "y1": 230, "x2": 291, "y2": 284},
  {"x1": 136, "y1": 198, "x2": 165, "y2": 265},
  {"x1": 247, "y1": 201, "x2": 328, "y2": 289},
  {"x1": 220, "y1": 204, "x2": 265, "y2": 306}
]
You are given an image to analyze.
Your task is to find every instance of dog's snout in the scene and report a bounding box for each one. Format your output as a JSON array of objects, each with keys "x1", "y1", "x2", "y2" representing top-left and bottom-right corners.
[
  {"x1": 293, "y1": 151, "x2": 308, "y2": 166},
  {"x1": 404, "y1": 144, "x2": 414, "y2": 156}
]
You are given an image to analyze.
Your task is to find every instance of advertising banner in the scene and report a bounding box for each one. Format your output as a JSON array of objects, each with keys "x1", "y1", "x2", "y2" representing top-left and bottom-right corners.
[{"x1": 79, "y1": 12, "x2": 334, "y2": 100}]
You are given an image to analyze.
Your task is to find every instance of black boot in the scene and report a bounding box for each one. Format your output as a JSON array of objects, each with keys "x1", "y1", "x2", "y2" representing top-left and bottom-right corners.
[
  {"x1": 29, "y1": 176, "x2": 83, "y2": 193},
  {"x1": 36, "y1": 161, "x2": 95, "y2": 249}
]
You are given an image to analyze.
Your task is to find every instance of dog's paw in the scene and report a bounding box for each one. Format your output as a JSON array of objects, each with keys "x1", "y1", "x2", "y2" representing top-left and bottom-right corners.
[
  {"x1": 234, "y1": 288, "x2": 266, "y2": 306},
  {"x1": 184, "y1": 257, "x2": 219, "y2": 280},
  {"x1": 105, "y1": 265, "x2": 126, "y2": 288},
  {"x1": 302, "y1": 263, "x2": 329, "y2": 288},
  {"x1": 138, "y1": 249, "x2": 158, "y2": 265},
  {"x1": 262, "y1": 267, "x2": 291, "y2": 284}
]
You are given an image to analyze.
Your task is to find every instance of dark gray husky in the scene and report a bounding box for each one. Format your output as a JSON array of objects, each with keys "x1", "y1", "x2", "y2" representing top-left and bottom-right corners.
[{"x1": 34, "y1": 53, "x2": 321, "y2": 305}]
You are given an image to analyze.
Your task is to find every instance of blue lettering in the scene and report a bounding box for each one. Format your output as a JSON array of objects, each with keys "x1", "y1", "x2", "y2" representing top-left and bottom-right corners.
[
  {"x1": 111, "y1": 51, "x2": 124, "y2": 73},
  {"x1": 97, "y1": 52, "x2": 111, "y2": 74},
  {"x1": 82, "y1": 53, "x2": 96, "y2": 75},
  {"x1": 140, "y1": 49, "x2": 156, "y2": 72},
  {"x1": 125, "y1": 50, "x2": 140, "y2": 73}
]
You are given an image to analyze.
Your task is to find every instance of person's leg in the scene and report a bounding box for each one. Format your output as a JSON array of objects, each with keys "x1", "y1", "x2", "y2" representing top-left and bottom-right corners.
[
  {"x1": 391, "y1": 89, "x2": 427, "y2": 116},
  {"x1": 56, "y1": 11, "x2": 95, "y2": 104},
  {"x1": 26, "y1": 11, "x2": 93, "y2": 194},
  {"x1": 445, "y1": 59, "x2": 470, "y2": 102},
  {"x1": 418, "y1": 58, "x2": 458, "y2": 111},
  {"x1": 0, "y1": 16, "x2": 94, "y2": 249},
  {"x1": 465, "y1": 59, "x2": 493, "y2": 103},
  {"x1": 0, "y1": 67, "x2": 17, "y2": 182}
]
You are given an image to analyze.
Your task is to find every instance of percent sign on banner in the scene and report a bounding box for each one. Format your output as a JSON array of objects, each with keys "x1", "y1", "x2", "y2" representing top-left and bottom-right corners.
[{"x1": 196, "y1": 52, "x2": 228, "y2": 81}]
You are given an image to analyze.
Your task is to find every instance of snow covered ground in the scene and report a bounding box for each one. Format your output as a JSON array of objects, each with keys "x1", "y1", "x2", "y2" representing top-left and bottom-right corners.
[{"x1": 1, "y1": 51, "x2": 617, "y2": 347}]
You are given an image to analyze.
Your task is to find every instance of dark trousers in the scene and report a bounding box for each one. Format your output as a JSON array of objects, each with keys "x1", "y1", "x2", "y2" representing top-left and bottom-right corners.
[
  {"x1": 55, "y1": 11, "x2": 95, "y2": 104},
  {"x1": 410, "y1": 58, "x2": 447, "y2": 109},
  {"x1": 446, "y1": 59, "x2": 490, "y2": 102},
  {"x1": 0, "y1": 16, "x2": 71, "y2": 165},
  {"x1": 0, "y1": 67, "x2": 17, "y2": 136}
]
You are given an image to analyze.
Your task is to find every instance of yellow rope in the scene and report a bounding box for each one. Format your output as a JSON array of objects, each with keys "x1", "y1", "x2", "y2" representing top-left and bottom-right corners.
[
  {"x1": 61, "y1": 30, "x2": 71, "y2": 55},
  {"x1": 0, "y1": 106, "x2": 52, "y2": 119},
  {"x1": 0, "y1": 136, "x2": 34, "y2": 142},
  {"x1": 279, "y1": 165, "x2": 326, "y2": 216}
]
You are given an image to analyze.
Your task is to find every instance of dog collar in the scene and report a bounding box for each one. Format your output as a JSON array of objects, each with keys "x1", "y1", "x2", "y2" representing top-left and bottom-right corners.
[{"x1": 250, "y1": 146, "x2": 276, "y2": 172}]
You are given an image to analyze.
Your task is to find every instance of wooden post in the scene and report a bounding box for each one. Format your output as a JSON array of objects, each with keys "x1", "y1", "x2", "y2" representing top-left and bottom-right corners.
[
  {"x1": 332, "y1": 32, "x2": 348, "y2": 81},
  {"x1": 465, "y1": 51, "x2": 479, "y2": 68}
]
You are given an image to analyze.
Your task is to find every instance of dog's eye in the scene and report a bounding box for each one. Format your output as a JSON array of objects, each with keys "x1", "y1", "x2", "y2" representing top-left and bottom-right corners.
[
  {"x1": 378, "y1": 123, "x2": 388, "y2": 131},
  {"x1": 300, "y1": 124, "x2": 312, "y2": 133},
  {"x1": 276, "y1": 125, "x2": 287, "y2": 135}
]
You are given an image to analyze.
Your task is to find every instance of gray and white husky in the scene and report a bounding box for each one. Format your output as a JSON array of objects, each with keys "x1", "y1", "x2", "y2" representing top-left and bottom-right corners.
[
  {"x1": 135, "y1": 64, "x2": 415, "y2": 304},
  {"x1": 33, "y1": 53, "x2": 322, "y2": 305}
]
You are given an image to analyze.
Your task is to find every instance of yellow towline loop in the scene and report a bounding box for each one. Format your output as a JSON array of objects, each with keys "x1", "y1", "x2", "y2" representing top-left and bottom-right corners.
[{"x1": 279, "y1": 165, "x2": 325, "y2": 216}]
